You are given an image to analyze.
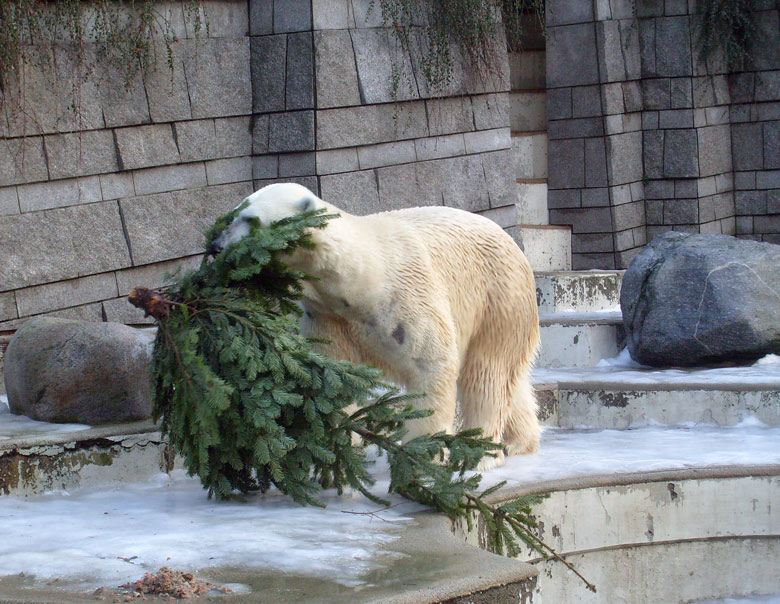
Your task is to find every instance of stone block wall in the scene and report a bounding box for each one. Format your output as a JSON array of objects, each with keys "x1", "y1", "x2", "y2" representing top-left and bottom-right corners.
[
  {"x1": 544, "y1": 0, "x2": 648, "y2": 269},
  {"x1": 0, "y1": 1, "x2": 254, "y2": 330},
  {"x1": 727, "y1": 2, "x2": 780, "y2": 244},
  {"x1": 637, "y1": 0, "x2": 736, "y2": 242},
  {"x1": 250, "y1": 0, "x2": 516, "y2": 222},
  {"x1": 0, "y1": 0, "x2": 517, "y2": 330},
  {"x1": 546, "y1": 0, "x2": 779, "y2": 268}
]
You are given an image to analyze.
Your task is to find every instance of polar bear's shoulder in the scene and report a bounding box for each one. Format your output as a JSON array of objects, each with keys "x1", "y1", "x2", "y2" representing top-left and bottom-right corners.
[{"x1": 363, "y1": 205, "x2": 497, "y2": 232}]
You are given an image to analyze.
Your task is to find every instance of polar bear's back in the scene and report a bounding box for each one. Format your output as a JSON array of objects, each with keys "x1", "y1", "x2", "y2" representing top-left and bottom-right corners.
[
  {"x1": 371, "y1": 205, "x2": 530, "y2": 277},
  {"x1": 362, "y1": 205, "x2": 538, "y2": 353}
]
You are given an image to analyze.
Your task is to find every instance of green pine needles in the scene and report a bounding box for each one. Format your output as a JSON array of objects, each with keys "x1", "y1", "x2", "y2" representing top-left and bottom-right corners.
[
  {"x1": 695, "y1": 0, "x2": 757, "y2": 70},
  {"x1": 129, "y1": 206, "x2": 593, "y2": 590},
  {"x1": 375, "y1": 0, "x2": 545, "y2": 97}
]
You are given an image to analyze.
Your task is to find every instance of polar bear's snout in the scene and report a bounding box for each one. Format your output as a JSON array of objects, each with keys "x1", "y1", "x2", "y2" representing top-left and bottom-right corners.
[{"x1": 210, "y1": 215, "x2": 253, "y2": 255}]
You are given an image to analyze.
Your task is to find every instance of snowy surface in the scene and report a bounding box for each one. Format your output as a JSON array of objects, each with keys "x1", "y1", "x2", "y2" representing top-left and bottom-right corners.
[
  {"x1": 694, "y1": 596, "x2": 780, "y2": 604},
  {"x1": 482, "y1": 419, "x2": 780, "y2": 488},
  {"x1": 1, "y1": 350, "x2": 779, "y2": 592},
  {"x1": 534, "y1": 350, "x2": 780, "y2": 387},
  {"x1": 539, "y1": 309, "x2": 622, "y2": 322},
  {"x1": 1, "y1": 421, "x2": 779, "y2": 590},
  {"x1": 0, "y1": 467, "x2": 416, "y2": 591},
  {"x1": 0, "y1": 395, "x2": 90, "y2": 440}
]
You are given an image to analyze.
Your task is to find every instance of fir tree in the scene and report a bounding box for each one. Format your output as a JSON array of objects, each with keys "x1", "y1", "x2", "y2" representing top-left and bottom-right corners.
[{"x1": 128, "y1": 206, "x2": 595, "y2": 592}]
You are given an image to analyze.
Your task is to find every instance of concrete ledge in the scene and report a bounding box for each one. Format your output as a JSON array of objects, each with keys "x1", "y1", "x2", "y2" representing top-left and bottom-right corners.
[
  {"x1": 458, "y1": 466, "x2": 780, "y2": 604},
  {"x1": 538, "y1": 313, "x2": 624, "y2": 368},
  {"x1": 535, "y1": 270, "x2": 624, "y2": 313},
  {"x1": 0, "y1": 421, "x2": 169, "y2": 496},
  {"x1": 554, "y1": 385, "x2": 780, "y2": 429}
]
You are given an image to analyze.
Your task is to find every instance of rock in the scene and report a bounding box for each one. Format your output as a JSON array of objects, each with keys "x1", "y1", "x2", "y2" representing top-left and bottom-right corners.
[
  {"x1": 4, "y1": 317, "x2": 154, "y2": 424},
  {"x1": 620, "y1": 232, "x2": 780, "y2": 367}
]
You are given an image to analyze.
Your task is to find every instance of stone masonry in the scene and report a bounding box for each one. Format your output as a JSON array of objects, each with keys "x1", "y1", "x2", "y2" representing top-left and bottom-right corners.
[
  {"x1": 544, "y1": 0, "x2": 647, "y2": 269},
  {"x1": 545, "y1": 0, "x2": 780, "y2": 269},
  {"x1": 250, "y1": 0, "x2": 515, "y2": 218},
  {"x1": 0, "y1": 0, "x2": 514, "y2": 330},
  {"x1": 727, "y1": 1, "x2": 780, "y2": 244},
  {"x1": 0, "y1": 1, "x2": 254, "y2": 330},
  {"x1": 2, "y1": 0, "x2": 779, "y2": 326}
]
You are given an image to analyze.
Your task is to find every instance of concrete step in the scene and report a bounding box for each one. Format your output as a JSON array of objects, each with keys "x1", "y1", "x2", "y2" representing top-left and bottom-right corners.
[
  {"x1": 512, "y1": 131, "x2": 547, "y2": 180},
  {"x1": 0, "y1": 420, "x2": 170, "y2": 496},
  {"x1": 509, "y1": 90, "x2": 547, "y2": 132},
  {"x1": 469, "y1": 468, "x2": 780, "y2": 604},
  {"x1": 535, "y1": 270, "x2": 624, "y2": 314},
  {"x1": 534, "y1": 362, "x2": 780, "y2": 429},
  {"x1": 508, "y1": 50, "x2": 546, "y2": 90},
  {"x1": 507, "y1": 224, "x2": 571, "y2": 271},
  {"x1": 516, "y1": 178, "x2": 548, "y2": 225},
  {"x1": 537, "y1": 311, "x2": 623, "y2": 368}
]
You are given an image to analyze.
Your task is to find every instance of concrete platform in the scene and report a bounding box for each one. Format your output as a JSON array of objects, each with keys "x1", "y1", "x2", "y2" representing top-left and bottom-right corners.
[
  {"x1": 535, "y1": 270, "x2": 624, "y2": 314},
  {"x1": 535, "y1": 380, "x2": 780, "y2": 430},
  {"x1": 534, "y1": 353, "x2": 780, "y2": 428},
  {"x1": 507, "y1": 225, "x2": 572, "y2": 272},
  {"x1": 538, "y1": 312, "x2": 624, "y2": 368},
  {"x1": 0, "y1": 421, "x2": 170, "y2": 496},
  {"x1": 1, "y1": 415, "x2": 779, "y2": 603},
  {"x1": 462, "y1": 467, "x2": 780, "y2": 604}
]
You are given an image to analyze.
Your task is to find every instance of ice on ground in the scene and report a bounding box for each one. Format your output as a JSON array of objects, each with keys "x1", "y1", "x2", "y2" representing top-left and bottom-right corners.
[
  {"x1": 480, "y1": 420, "x2": 780, "y2": 488},
  {"x1": 540, "y1": 310, "x2": 622, "y2": 322},
  {"x1": 534, "y1": 350, "x2": 780, "y2": 387},
  {"x1": 0, "y1": 394, "x2": 90, "y2": 440},
  {"x1": 2, "y1": 421, "x2": 779, "y2": 591},
  {"x1": 694, "y1": 595, "x2": 780, "y2": 604},
  {"x1": 0, "y1": 467, "x2": 416, "y2": 591}
]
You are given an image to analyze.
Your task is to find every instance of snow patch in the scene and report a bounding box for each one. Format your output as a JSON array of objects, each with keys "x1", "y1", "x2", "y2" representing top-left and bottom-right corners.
[
  {"x1": 0, "y1": 394, "x2": 90, "y2": 440},
  {"x1": 694, "y1": 595, "x2": 780, "y2": 604},
  {"x1": 0, "y1": 467, "x2": 415, "y2": 591},
  {"x1": 481, "y1": 422, "x2": 780, "y2": 488},
  {"x1": 535, "y1": 352, "x2": 780, "y2": 387},
  {"x1": 756, "y1": 354, "x2": 780, "y2": 365}
]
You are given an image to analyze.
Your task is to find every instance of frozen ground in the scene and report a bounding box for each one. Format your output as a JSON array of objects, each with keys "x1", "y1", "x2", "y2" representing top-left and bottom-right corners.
[
  {"x1": 1, "y1": 419, "x2": 779, "y2": 590},
  {"x1": 1, "y1": 352, "x2": 779, "y2": 591},
  {"x1": 0, "y1": 466, "x2": 416, "y2": 592},
  {"x1": 695, "y1": 596, "x2": 780, "y2": 604},
  {"x1": 0, "y1": 394, "x2": 89, "y2": 440},
  {"x1": 534, "y1": 350, "x2": 780, "y2": 387},
  {"x1": 483, "y1": 419, "x2": 780, "y2": 488}
]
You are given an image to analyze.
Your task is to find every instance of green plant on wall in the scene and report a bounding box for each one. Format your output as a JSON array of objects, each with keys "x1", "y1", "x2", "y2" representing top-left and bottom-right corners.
[
  {"x1": 375, "y1": 0, "x2": 544, "y2": 97},
  {"x1": 0, "y1": 0, "x2": 205, "y2": 125},
  {"x1": 695, "y1": 0, "x2": 757, "y2": 70}
]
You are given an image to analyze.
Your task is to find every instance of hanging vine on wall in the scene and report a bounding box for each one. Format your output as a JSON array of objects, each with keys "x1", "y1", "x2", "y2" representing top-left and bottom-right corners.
[
  {"x1": 695, "y1": 0, "x2": 757, "y2": 70},
  {"x1": 0, "y1": 0, "x2": 206, "y2": 126},
  {"x1": 374, "y1": 0, "x2": 544, "y2": 97}
]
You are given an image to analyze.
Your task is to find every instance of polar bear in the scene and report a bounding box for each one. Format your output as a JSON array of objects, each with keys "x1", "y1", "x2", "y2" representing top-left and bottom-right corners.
[{"x1": 211, "y1": 183, "x2": 540, "y2": 469}]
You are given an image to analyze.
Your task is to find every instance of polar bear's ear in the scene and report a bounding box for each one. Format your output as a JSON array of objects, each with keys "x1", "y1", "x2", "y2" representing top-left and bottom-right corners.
[{"x1": 296, "y1": 195, "x2": 318, "y2": 213}]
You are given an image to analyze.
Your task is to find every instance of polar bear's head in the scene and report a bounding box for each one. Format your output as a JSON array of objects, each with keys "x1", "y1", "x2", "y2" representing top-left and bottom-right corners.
[{"x1": 210, "y1": 183, "x2": 326, "y2": 254}]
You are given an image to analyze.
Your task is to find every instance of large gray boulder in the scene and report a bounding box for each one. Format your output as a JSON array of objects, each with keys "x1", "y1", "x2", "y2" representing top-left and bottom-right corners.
[
  {"x1": 620, "y1": 232, "x2": 780, "y2": 367},
  {"x1": 4, "y1": 317, "x2": 154, "y2": 424}
]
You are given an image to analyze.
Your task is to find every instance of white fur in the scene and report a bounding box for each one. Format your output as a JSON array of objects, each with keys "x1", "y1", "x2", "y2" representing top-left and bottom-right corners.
[{"x1": 217, "y1": 183, "x2": 541, "y2": 470}]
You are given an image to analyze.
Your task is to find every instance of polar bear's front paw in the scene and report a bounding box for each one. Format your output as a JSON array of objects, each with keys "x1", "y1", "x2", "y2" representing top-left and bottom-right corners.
[{"x1": 503, "y1": 437, "x2": 539, "y2": 457}]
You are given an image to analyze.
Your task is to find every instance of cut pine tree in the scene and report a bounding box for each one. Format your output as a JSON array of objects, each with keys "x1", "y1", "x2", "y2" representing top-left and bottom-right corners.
[{"x1": 128, "y1": 206, "x2": 594, "y2": 591}]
